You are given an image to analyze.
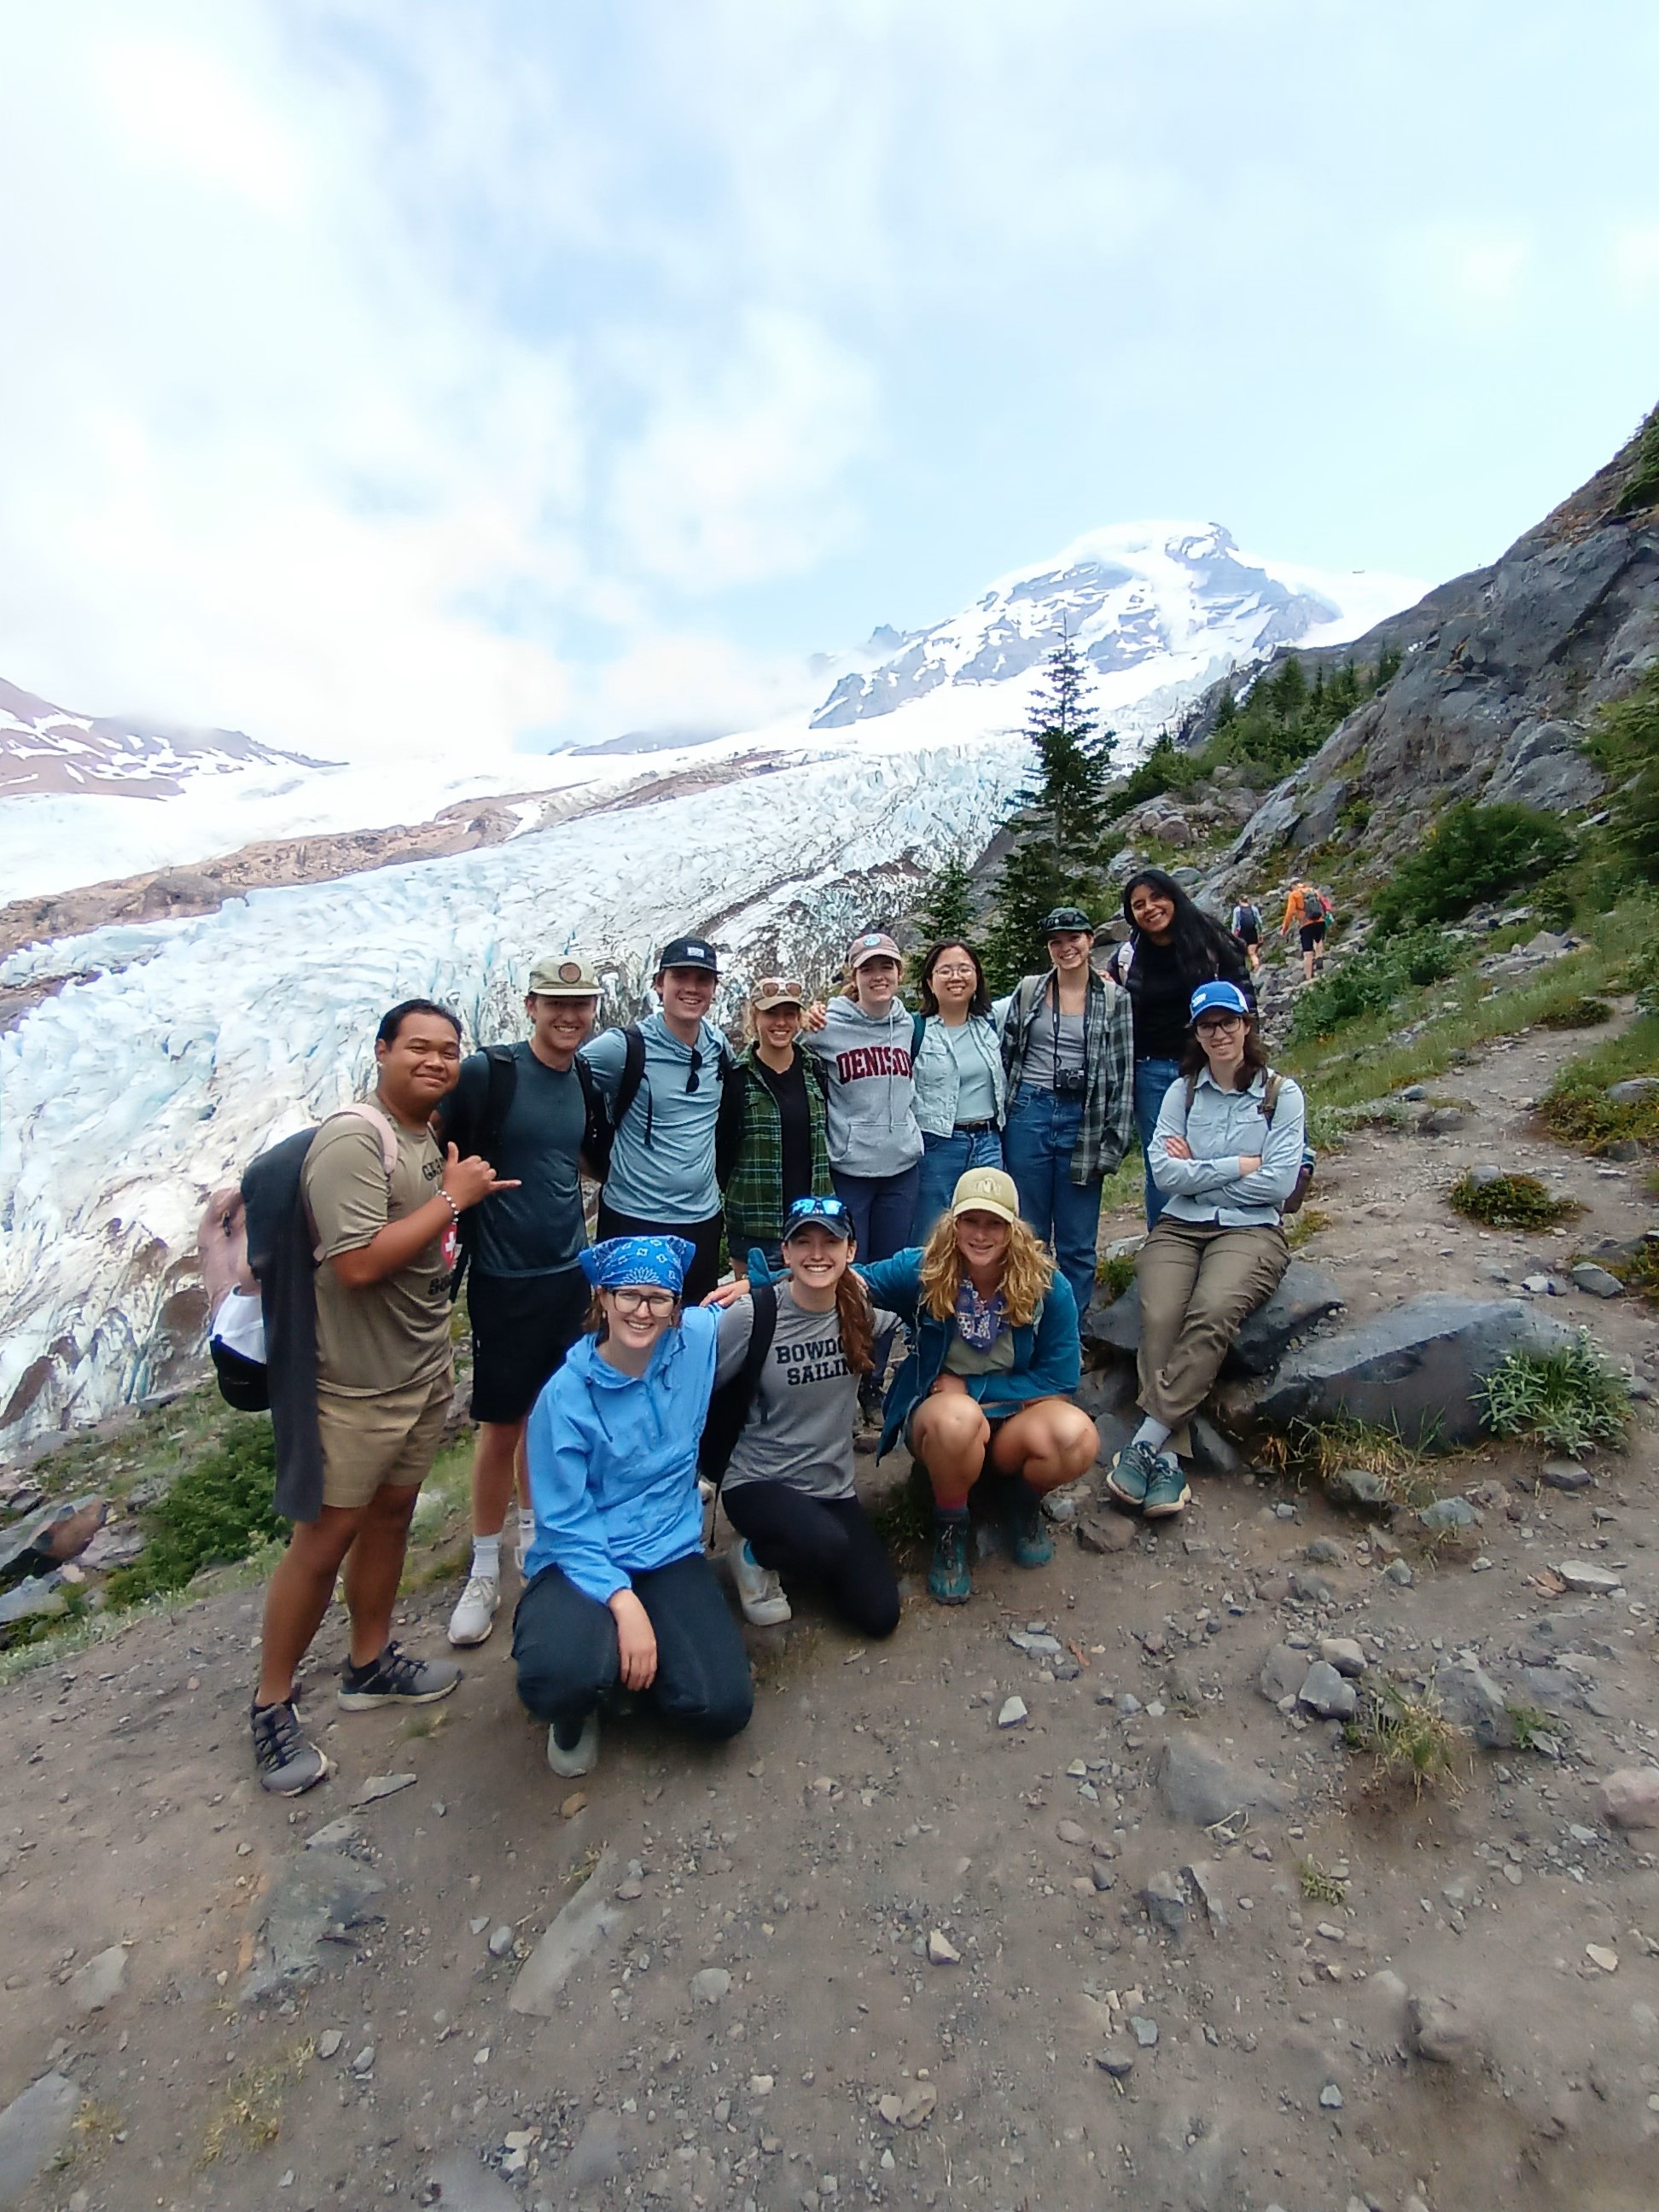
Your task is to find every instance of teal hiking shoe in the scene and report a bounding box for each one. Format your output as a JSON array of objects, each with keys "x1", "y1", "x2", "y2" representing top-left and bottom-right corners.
[
  {"x1": 1105, "y1": 1439, "x2": 1161, "y2": 1512},
  {"x1": 1008, "y1": 1483, "x2": 1053, "y2": 1568},
  {"x1": 1142, "y1": 1453, "x2": 1191, "y2": 1520},
  {"x1": 928, "y1": 1516, "x2": 972, "y2": 1605}
]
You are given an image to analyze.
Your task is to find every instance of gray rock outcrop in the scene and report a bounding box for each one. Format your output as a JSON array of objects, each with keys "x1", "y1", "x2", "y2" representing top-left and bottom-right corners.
[{"x1": 1081, "y1": 1260, "x2": 1344, "y2": 1377}]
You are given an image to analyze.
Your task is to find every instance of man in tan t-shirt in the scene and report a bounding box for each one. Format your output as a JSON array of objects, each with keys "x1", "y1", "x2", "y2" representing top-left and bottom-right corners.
[{"x1": 251, "y1": 998, "x2": 518, "y2": 1796}]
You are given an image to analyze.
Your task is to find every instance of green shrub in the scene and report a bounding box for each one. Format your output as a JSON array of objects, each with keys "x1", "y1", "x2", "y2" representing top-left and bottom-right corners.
[
  {"x1": 1614, "y1": 401, "x2": 1659, "y2": 516},
  {"x1": 1475, "y1": 1334, "x2": 1631, "y2": 1456},
  {"x1": 1094, "y1": 1250, "x2": 1137, "y2": 1300},
  {"x1": 1588, "y1": 663, "x2": 1659, "y2": 884},
  {"x1": 1286, "y1": 928, "x2": 1455, "y2": 1045},
  {"x1": 105, "y1": 1423, "x2": 287, "y2": 1607},
  {"x1": 1370, "y1": 801, "x2": 1573, "y2": 932},
  {"x1": 1448, "y1": 1171, "x2": 1581, "y2": 1230},
  {"x1": 1536, "y1": 996, "x2": 1613, "y2": 1030}
]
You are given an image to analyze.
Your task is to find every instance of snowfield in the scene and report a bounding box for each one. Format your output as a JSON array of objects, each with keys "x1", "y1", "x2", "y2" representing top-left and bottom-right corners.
[{"x1": 0, "y1": 521, "x2": 1425, "y2": 1452}]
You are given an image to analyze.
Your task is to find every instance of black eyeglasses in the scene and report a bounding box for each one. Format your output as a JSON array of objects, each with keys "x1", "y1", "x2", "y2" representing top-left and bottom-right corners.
[{"x1": 685, "y1": 1046, "x2": 701, "y2": 1095}]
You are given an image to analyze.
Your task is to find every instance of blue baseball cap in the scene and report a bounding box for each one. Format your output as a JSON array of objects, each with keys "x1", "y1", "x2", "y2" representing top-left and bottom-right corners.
[
  {"x1": 782, "y1": 1195, "x2": 855, "y2": 1242},
  {"x1": 1190, "y1": 981, "x2": 1252, "y2": 1022}
]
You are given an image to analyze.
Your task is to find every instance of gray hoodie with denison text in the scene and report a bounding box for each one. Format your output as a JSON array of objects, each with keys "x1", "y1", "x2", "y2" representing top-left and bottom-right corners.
[{"x1": 804, "y1": 996, "x2": 923, "y2": 1179}]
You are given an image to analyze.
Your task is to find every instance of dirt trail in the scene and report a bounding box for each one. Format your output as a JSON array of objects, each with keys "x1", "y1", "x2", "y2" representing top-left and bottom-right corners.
[{"x1": 1, "y1": 1016, "x2": 1656, "y2": 2212}]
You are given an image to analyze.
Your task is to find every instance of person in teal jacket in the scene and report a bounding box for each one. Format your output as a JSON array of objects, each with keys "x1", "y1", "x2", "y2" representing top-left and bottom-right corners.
[
  {"x1": 515, "y1": 1235, "x2": 754, "y2": 1779},
  {"x1": 855, "y1": 1166, "x2": 1097, "y2": 1607}
]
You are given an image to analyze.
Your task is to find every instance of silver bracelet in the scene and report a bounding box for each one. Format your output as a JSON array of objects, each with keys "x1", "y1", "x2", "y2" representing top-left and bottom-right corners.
[{"x1": 438, "y1": 1190, "x2": 461, "y2": 1226}]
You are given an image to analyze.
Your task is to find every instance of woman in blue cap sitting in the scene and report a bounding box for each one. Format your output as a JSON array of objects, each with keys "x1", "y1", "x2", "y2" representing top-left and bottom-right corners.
[
  {"x1": 1106, "y1": 981, "x2": 1306, "y2": 1521},
  {"x1": 515, "y1": 1236, "x2": 754, "y2": 1778}
]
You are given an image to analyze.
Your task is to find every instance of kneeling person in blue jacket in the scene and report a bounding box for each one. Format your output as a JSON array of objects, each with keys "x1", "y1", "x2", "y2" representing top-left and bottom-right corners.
[
  {"x1": 514, "y1": 1236, "x2": 754, "y2": 1778},
  {"x1": 857, "y1": 1167, "x2": 1098, "y2": 1607}
]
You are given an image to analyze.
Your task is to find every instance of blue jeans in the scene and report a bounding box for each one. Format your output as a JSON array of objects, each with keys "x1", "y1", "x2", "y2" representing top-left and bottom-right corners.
[
  {"x1": 1134, "y1": 1057, "x2": 1184, "y2": 1230},
  {"x1": 913, "y1": 1126, "x2": 1004, "y2": 1242},
  {"x1": 1002, "y1": 1086, "x2": 1102, "y2": 1318},
  {"x1": 830, "y1": 1163, "x2": 923, "y2": 1262}
]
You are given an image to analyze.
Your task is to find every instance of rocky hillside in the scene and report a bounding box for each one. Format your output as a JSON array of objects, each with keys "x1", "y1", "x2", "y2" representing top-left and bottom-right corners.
[{"x1": 1220, "y1": 410, "x2": 1659, "y2": 877}]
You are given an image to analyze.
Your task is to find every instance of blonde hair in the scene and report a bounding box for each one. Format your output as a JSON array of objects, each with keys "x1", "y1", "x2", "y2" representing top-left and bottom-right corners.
[{"x1": 917, "y1": 1212, "x2": 1054, "y2": 1330}]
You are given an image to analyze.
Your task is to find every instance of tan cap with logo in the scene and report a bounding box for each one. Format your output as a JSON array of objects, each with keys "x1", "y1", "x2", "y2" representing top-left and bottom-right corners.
[
  {"x1": 527, "y1": 952, "x2": 600, "y2": 998},
  {"x1": 950, "y1": 1166, "x2": 1021, "y2": 1225}
]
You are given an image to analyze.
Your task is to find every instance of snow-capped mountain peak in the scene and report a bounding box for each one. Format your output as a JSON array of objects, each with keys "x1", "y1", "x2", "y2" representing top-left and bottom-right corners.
[{"x1": 0, "y1": 677, "x2": 330, "y2": 802}]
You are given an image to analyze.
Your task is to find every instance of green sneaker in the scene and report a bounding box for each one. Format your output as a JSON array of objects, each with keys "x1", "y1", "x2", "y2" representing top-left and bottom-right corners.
[
  {"x1": 1142, "y1": 1453, "x2": 1191, "y2": 1520},
  {"x1": 1105, "y1": 1440, "x2": 1161, "y2": 1511},
  {"x1": 1008, "y1": 1483, "x2": 1053, "y2": 1567},
  {"x1": 928, "y1": 1516, "x2": 972, "y2": 1605}
]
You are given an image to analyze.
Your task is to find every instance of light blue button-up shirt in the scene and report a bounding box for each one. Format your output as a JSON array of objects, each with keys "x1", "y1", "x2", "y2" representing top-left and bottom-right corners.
[{"x1": 1149, "y1": 1065, "x2": 1306, "y2": 1227}]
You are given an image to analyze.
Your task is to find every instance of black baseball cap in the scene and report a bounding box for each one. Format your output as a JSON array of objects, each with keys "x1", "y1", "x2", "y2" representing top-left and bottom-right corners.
[
  {"x1": 1041, "y1": 905, "x2": 1094, "y2": 934},
  {"x1": 656, "y1": 936, "x2": 719, "y2": 975}
]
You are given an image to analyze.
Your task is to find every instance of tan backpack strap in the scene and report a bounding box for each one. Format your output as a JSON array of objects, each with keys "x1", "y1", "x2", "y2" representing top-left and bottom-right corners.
[
  {"x1": 1262, "y1": 1071, "x2": 1282, "y2": 1123},
  {"x1": 328, "y1": 1101, "x2": 401, "y2": 1176}
]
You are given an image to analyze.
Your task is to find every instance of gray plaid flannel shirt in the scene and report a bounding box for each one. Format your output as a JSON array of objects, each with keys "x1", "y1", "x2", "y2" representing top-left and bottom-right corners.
[{"x1": 1000, "y1": 968, "x2": 1135, "y2": 1185}]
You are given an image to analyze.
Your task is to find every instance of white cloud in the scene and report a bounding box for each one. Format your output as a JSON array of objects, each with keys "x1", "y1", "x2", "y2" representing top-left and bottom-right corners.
[
  {"x1": 95, "y1": 33, "x2": 307, "y2": 213},
  {"x1": 1608, "y1": 224, "x2": 1659, "y2": 306}
]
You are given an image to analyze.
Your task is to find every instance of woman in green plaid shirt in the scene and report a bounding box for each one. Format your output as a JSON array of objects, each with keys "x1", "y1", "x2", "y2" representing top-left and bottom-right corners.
[{"x1": 723, "y1": 977, "x2": 834, "y2": 1279}]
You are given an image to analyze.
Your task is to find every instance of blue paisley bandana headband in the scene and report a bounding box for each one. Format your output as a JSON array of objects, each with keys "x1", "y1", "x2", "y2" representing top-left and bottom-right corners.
[{"x1": 579, "y1": 1236, "x2": 696, "y2": 1293}]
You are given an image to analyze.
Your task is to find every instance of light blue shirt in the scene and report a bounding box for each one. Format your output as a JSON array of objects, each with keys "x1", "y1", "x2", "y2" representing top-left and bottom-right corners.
[
  {"x1": 911, "y1": 1013, "x2": 1007, "y2": 1137},
  {"x1": 579, "y1": 1011, "x2": 731, "y2": 1221},
  {"x1": 1149, "y1": 1065, "x2": 1306, "y2": 1227}
]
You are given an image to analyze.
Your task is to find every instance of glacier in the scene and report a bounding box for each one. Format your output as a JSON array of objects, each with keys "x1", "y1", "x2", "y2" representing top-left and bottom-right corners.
[{"x1": 0, "y1": 738, "x2": 1025, "y2": 1451}]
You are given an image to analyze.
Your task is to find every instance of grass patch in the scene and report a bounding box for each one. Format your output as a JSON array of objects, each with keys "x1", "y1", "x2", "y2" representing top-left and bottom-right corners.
[
  {"x1": 1537, "y1": 996, "x2": 1613, "y2": 1030},
  {"x1": 1348, "y1": 1681, "x2": 1468, "y2": 1797},
  {"x1": 1261, "y1": 1414, "x2": 1440, "y2": 1511},
  {"x1": 1447, "y1": 1171, "x2": 1582, "y2": 1231},
  {"x1": 103, "y1": 1423, "x2": 287, "y2": 1608},
  {"x1": 1599, "y1": 1237, "x2": 1659, "y2": 1305},
  {"x1": 870, "y1": 1462, "x2": 934, "y2": 1561},
  {"x1": 1475, "y1": 1333, "x2": 1632, "y2": 1456},
  {"x1": 1505, "y1": 1703, "x2": 1556, "y2": 1754},
  {"x1": 1094, "y1": 1250, "x2": 1137, "y2": 1300},
  {"x1": 1299, "y1": 1856, "x2": 1348, "y2": 1906},
  {"x1": 1284, "y1": 1205, "x2": 1331, "y2": 1249},
  {"x1": 1287, "y1": 928, "x2": 1456, "y2": 1047},
  {"x1": 1539, "y1": 1012, "x2": 1659, "y2": 1152},
  {"x1": 199, "y1": 2040, "x2": 311, "y2": 2165}
]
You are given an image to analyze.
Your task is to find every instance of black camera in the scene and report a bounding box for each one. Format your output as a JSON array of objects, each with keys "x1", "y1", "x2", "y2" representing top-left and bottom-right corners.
[{"x1": 1054, "y1": 1067, "x2": 1087, "y2": 1098}]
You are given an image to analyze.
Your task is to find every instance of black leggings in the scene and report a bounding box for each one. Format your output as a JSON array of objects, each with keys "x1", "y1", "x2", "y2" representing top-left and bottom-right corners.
[
  {"x1": 722, "y1": 1484, "x2": 900, "y2": 1639},
  {"x1": 513, "y1": 1553, "x2": 753, "y2": 1740}
]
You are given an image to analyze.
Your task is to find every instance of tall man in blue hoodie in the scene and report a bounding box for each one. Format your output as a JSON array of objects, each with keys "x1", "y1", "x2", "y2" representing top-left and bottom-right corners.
[{"x1": 579, "y1": 937, "x2": 736, "y2": 1304}]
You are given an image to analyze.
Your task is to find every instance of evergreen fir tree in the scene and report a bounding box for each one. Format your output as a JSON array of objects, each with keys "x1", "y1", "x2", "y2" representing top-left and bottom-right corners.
[
  {"x1": 982, "y1": 841, "x2": 1087, "y2": 993},
  {"x1": 914, "y1": 852, "x2": 976, "y2": 942},
  {"x1": 1214, "y1": 684, "x2": 1237, "y2": 731},
  {"x1": 1017, "y1": 632, "x2": 1108, "y2": 852}
]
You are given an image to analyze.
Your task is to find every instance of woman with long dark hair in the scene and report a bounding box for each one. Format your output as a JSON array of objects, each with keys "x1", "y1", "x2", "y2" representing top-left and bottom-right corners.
[
  {"x1": 910, "y1": 939, "x2": 1007, "y2": 1239},
  {"x1": 999, "y1": 905, "x2": 1135, "y2": 1316},
  {"x1": 1109, "y1": 869, "x2": 1250, "y2": 1230},
  {"x1": 1105, "y1": 982, "x2": 1303, "y2": 1521}
]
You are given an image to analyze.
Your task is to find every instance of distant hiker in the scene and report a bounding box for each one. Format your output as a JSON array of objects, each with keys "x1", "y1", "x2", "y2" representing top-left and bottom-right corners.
[
  {"x1": 721, "y1": 975, "x2": 834, "y2": 1280},
  {"x1": 514, "y1": 1237, "x2": 754, "y2": 1778},
  {"x1": 579, "y1": 936, "x2": 741, "y2": 1305},
  {"x1": 1107, "y1": 870, "x2": 1251, "y2": 1231},
  {"x1": 855, "y1": 1167, "x2": 1097, "y2": 1608},
  {"x1": 1106, "y1": 981, "x2": 1304, "y2": 1522},
  {"x1": 999, "y1": 905, "x2": 1134, "y2": 1316},
  {"x1": 911, "y1": 938, "x2": 1007, "y2": 1239},
  {"x1": 708, "y1": 1195, "x2": 902, "y2": 1638},
  {"x1": 1229, "y1": 895, "x2": 1264, "y2": 976},
  {"x1": 800, "y1": 931, "x2": 923, "y2": 1263},
  {"x1": 1280, "y1": 879, "x2": 1332, "y2": 982},
  {"x1": 435, "y1": 951, "x2": 606, "y2": 1651},
  {"x1": 250, "y1": 1000, "x2": 518, "y2": 1796}
]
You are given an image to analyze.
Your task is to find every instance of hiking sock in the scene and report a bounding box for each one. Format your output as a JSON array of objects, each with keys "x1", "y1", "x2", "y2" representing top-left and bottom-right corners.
[
  {"x1": 470, "y1": 1534, "x2": 502, "y2": 1581},
  {"x1": 1132, "y1": 1417, "x2": 1173, "y2": 1454},
  {"x1": 934, "y1": 1505, "x2": 969, "y2": 1531}
]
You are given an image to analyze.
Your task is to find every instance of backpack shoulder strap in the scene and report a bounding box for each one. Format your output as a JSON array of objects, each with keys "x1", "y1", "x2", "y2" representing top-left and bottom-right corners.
[
  {"x1": 697, "y1": 1281, "x2": 778, "y2": 1489},
  {"x1": 326, "y1": 1101, "x2": 399, "y2": 1177},
  {"x1": 1261, "y1": 1070, "x2": 1283, "y2": 1124},
  {"x1": 911, "y1": 1010, "x2": 926, "y2": 1061},
  {"x1": 613, "y1": 1024, "x2": 649, "y2": 1140},
  {"x1": 745, "y1": 1279, "x2": 777, "y2": 1396},
  {"x1": 1183, "y1": 1072, "x2": 1197, "y2": 1114},
  {"x1": 480, "y1": 1043, "x2": 519, "y2": 1156}
]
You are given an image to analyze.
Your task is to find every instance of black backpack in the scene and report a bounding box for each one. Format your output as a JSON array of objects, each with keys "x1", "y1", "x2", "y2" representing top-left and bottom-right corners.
[
  {"x1": 696, "y1": 1279, "x2": 777, "y2": 1487},
  {"x1": 606, "y1": 1024, "x2": 748, "y2": 1191}
]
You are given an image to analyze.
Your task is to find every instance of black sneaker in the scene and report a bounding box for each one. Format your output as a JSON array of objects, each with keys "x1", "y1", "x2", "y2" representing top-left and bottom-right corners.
[
  {"x1": 251, "y1": 1699, "x2": 331, "y2": 1796},
  {"x1": 338, "y1": 1639, "x2": 462, "y2": 1711}
]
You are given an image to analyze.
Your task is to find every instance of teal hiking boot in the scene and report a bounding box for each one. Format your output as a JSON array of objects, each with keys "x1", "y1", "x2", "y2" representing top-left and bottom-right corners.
[
  {"x1": 928, "y1": 1516, "x2": 972, "y2": 1605},
  {"x1": 1105, "y1": 1439, "x2": 1161, "y2": 1512},
  {"x1": 1142, "y1": 1453, "x2": 1191, "y2": 1520},
  {"x1": 1008, "y1": 1483, "x2": 1054, "y2": 1567}
]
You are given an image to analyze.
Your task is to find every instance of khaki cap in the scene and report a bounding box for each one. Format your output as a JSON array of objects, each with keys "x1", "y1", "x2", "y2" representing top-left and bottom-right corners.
[
  {"x1": 951, "y1": 1166, "x2": 1021, "y2": 1226},
  {"x1": 527, "y1": 951, "x2": 600, "y2": 998}
]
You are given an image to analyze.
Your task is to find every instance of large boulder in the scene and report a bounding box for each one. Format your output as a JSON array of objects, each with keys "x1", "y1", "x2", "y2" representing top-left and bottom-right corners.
[
  {"x1": 1081, "y1": 1260, "x2": 1344, "y2": 1377},
  {"x1": 1255, "y1": 1295, "x2": 1571, "y2": 1448}
]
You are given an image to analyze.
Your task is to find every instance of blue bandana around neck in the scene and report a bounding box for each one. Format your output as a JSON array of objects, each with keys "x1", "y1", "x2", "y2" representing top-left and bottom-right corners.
[
  {"x1": 953, "y1": 1278, "x2": 1008, "y2": 1353},
  {"x1": 579, "y1": 1236, "x2": 696, "y2": 1293}
]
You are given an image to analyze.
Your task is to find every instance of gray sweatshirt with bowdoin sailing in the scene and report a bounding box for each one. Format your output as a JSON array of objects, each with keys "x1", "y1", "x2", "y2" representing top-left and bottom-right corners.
[{"x1": 803, "y1": 997, "x2": 923, "y2": 1178}]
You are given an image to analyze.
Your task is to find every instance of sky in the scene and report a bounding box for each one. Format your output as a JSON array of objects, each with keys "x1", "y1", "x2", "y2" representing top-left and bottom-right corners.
[{"x1": 2, "y1": 1, "x2": 1656, "y2": 760}]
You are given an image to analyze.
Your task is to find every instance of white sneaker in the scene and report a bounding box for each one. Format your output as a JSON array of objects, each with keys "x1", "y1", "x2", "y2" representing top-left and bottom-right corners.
[
  {"x1": 515, "y1": 1511, "x2": 537, "y2": 1574},
  {"x1": 546, "y1": 1711, "x2": 599, "y2": 1778},
  {"x1": 730, "y1": 1537, "x2": 791, "y2": 1627},
  {"x1": 447, "y1": 1573, "x2": 500, "y2": 1648}
]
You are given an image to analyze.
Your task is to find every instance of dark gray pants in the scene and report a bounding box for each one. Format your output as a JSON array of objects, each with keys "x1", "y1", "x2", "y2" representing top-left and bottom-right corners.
[{"x1": 513, "y1": 1553, "x2": 753, "y2": 1741}]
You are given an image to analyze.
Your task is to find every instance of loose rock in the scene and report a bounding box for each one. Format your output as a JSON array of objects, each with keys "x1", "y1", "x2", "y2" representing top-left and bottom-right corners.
[
  {"x1": 1597, "y1": 1767, "x2": 1659, "y2": 1831},
  {"x1": 1297, "y1": 1662, "x2": 1356, "y2": 1720},
  {"x1": 65, "y1": 1944, "x2": 127, "y2": 2015},
  {"x1": 1153, "y1": 1734, "x2": 1290, "y2": 1826},
  {"x1": 997, "y1": 1697, "x2": 1028, "y2": 1729},
  {"x1": 926, "y1": 1930, "x2": 961, "y2": 1965},
  {"x1": 690, "y1": 1967, "x2": 732, "y2": 2005}
]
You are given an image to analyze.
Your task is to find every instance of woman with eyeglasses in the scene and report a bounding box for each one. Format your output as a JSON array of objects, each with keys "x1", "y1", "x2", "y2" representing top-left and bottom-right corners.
[
  {"x1": 1103, "y1": 870, "x2": 1251, "y2": 1231},
  {"x1": 999, "y1": 905, "x2": 1135, "y2": 1317},
  {"x1": 857, "y1": 1167, "x2": 1098, "y2": 1607},
  {"x1": 723, "y1": 976, "x2": 835, "y2": 1280},
  {"x1": 514, "y1": 1236, "x2": 754, "y2": 1778},
  {"x1": 712, "y1": 1194, "x2": 903, "y2": 1638},
  {"x1": 1105, "y1": 982, "x2": 1304, "y2": 1522},
  {"x1": 910, "y1": 939, "x2": 1007, "y2": 1240}
]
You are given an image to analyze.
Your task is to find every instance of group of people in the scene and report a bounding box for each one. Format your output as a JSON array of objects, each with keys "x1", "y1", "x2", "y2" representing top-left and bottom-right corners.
[{"x1": 238, "y1": 870, "x2": 1308, "y2": 1797}]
